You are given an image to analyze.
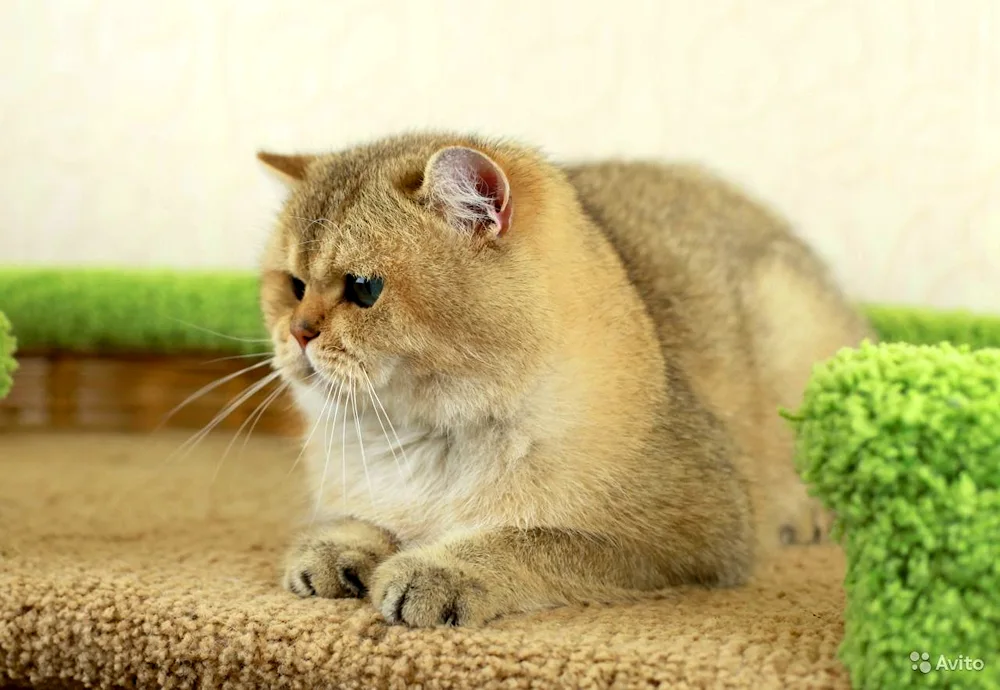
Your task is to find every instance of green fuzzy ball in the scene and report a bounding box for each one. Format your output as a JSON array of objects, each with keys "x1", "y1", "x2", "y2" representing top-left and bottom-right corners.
[
  {"x1": 0, "y1": 310, "x2": 17, "y2": 400},
  {"x1": 786, "y1": 342, "x2": 1000, "y2": 689}
]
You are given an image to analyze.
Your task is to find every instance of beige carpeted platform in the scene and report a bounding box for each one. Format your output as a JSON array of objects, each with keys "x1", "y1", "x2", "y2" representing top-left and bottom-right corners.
[{"x1": 0, "y1": 432, "x2": 850, "y2": 689}]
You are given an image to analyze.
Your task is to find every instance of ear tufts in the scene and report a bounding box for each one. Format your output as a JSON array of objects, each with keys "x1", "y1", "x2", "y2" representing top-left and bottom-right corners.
[
  {"x1": 422, "y1": 147, "x2": 513, "y2": 237},
  {"x1": 256, "y1": 151, "x2": 315, "y2": 181}
]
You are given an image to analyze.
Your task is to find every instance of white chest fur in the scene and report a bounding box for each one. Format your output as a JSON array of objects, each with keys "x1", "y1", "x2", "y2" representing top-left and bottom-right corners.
[{"x1": 291, "y1": 382, "x2": 531, "y2": 545}]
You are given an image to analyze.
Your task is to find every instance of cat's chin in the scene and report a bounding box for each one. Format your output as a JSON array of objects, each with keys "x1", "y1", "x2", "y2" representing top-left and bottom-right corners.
[
  {"x1": 277, "y1": 343, "x2": 397, "y2": 394},
  {"x1": 305, "y1": 352, "x2": 368, "y2": 387},
  {"x1": 273, "y1": 348, "x2": 367, "y2": 390},
  {"x1": 276, "y1": 361, "x2": 314, "y2": 385},
  {"x1": 271, "y1": 349, "x2": 316, "y2": 384}
]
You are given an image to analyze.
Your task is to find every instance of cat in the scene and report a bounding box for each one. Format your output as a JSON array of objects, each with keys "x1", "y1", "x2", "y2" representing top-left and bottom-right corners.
[{"x1": 257, "y1": 132, "x2": 873, "y2": 627}]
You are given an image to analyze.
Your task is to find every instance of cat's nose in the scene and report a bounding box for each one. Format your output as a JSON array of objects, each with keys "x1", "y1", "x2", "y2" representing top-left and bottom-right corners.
[{"x1": 290, "y1": 320, "x2": 320, "y2": 350}]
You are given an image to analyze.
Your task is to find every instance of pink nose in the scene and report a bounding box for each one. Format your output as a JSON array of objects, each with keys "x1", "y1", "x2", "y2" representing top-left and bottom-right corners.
[{"x1": 290, "y1": 320, "x2": 319, "y2": 350}]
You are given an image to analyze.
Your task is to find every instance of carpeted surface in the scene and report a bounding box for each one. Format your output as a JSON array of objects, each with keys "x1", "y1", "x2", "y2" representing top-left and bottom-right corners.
[{"x1": 0, "y1": 432, "x2": 849, "y2": 689}]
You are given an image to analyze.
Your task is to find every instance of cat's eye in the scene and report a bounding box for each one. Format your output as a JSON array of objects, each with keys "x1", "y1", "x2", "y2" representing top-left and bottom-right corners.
[
  {"x1": 290, "y1": 275, "x2": 306, "y2": 301},
  {"x1": 344, "y1": 274, "x2": 383, "y2": 308}
]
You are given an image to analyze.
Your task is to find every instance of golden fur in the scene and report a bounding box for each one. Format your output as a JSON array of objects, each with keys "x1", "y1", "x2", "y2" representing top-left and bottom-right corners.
[{"x1": 257, "y1": 132, "x2": 872, "y2": 627}]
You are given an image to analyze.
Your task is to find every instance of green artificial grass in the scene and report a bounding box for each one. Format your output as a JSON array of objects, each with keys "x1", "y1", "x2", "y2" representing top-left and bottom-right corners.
[
  {"x1": 786, "y1": 342, "x2": 1000, "y2": 690},
  {"x1": 0, "y1": 268, "x2": 269, "y2": 355},
  {"x1": 865, "y1": 305, "x2": 1000, "y2": 352},
  {"x1": 1, "y1": 267, "x2": 999, "y2": 354},
  {"x1": 0, "y1": 310, "x2": 16, "y2": 400}
]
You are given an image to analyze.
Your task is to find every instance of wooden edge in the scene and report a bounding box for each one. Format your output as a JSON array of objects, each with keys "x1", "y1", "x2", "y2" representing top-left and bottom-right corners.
[{"x1": 0, "y1": 352, "x2": 302, "y2": 435}]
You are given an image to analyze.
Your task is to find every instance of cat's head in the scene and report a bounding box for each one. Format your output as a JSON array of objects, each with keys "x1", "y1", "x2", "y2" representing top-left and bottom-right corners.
[{"x1": 258, "y1": 133, "x2": 564, "y2": 423}]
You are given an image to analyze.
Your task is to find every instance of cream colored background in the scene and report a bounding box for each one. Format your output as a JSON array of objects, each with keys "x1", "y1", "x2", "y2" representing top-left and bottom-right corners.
[{"x1": 2, "y1": 0, "x2": 998, "y2": 311}]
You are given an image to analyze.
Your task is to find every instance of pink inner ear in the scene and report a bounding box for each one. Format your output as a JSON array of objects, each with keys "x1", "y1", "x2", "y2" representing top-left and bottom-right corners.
[
  {"x1": 473, "y1": 166, "x2": 512, "y2": 236},
  {"x1": 494, "y1": 195, "x2": 513, "y2": 237},
  {"x1": 428, "y1": 147, "x2": 513, "y2": 237}
]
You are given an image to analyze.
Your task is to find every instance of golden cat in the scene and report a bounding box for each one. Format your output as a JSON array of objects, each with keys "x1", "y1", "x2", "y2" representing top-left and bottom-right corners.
[{"x1": 257, "y1": 133, "x2": 871, "y2": 627}]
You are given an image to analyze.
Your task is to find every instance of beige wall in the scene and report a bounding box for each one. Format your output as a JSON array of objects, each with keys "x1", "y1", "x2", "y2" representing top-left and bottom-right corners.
[{"x1": 2, "y1": 0, "x2": 998, "y2": 311}]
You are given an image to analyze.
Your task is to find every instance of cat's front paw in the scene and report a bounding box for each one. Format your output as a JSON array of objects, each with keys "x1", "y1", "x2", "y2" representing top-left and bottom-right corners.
[
  {"x1": 284, "y1": 545, "x2": 380, "y2": 598},
  {"x1": 283, "y1": 521, "x2": 398, "y2": 599},
  {"x1": 370, "y1": 552, "x2": 496, "y2": 627}
]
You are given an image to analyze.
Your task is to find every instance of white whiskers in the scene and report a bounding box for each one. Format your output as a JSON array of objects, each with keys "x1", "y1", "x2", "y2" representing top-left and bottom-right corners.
[
  {"x1": 279, "y1": 368, "x2": 418, "y2": 524},
  {"x1": 210, "y1": 377, "x2": 290, "y2": 483},
  {"x1": 340, "y1": 380, "x2": 350, "y2": 516},
  {"x1": 362, "y1": 368, "x2": 406, "y2": 478},
  {"x1": 350, "y1": 383, "x2": 376, "y2": 508},
  {"x1": 171, "y1": 369, "x2": 283, "y2": 464},
  {"x1": 287, "y1": 377, "x2": 333, "y2": 478},
  {"x1": 166, "y1": 317, "x2": 272, "y2": 345},
  {"x1": 312, "y1": 379, "x2": 345, "y2": 521},
  {"x1": 201, "y1": 352, "x2": 275, "y2": 365},
  {"x1": 158, "y1": 357, "x2": 275, "y2": 430},
  {"x1": 240, "y1": 378, "x2": 289, "y2": 453},
  {"x1": 361, "y1": 368, "x2": 413, "y2": 474}
]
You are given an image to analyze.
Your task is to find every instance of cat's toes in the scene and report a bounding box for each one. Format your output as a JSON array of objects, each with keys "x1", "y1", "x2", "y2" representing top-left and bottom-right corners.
[
  {"x1": 779, "y1": 523, "x2": 816, "y2": 545},
  {"x1": 283, "y1": 544, "x2": 381, "y2": 599},
  {"x1": 780, "y1": 500, "x2": 835, "y2": 545},
  {"x1": 370, "y1": 553, "x2": 492, "y2": 627}
]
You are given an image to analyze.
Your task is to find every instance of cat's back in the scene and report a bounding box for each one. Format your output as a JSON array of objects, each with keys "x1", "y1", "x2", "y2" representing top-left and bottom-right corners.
[
  {"x1": 561, "y1": 161, "x2": 860, "y2": 349},
  {"x1": 563, "y1": 161, "x2": 807, "y2": 307},
  {"x1": 562, "y1": 158, "x2": 870, "y2": 407}
]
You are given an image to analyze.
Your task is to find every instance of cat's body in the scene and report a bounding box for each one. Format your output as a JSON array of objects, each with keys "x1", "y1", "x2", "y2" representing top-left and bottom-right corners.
[{"x1": 258, "y1": 133, "x2": 872, "y2": 626}]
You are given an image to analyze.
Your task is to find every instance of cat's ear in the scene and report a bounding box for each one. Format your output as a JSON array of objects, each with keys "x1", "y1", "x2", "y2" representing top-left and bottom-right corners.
[
  {"x1": 256, "y1": 152, "x2": 315, "y2": 183},
  {"x1": 421, "y1": 146, "x2": 513, "y2": 237}
]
